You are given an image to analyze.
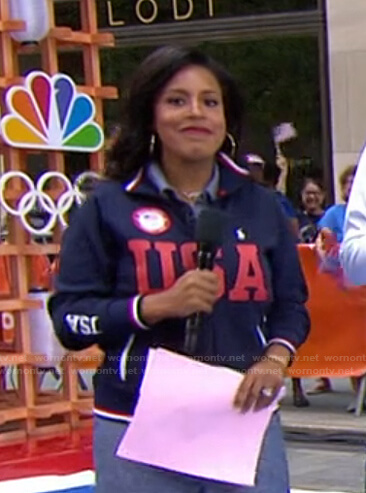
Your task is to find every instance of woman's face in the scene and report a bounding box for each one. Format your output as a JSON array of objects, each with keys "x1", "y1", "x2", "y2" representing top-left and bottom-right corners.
[
  {"x1": 301, "y1": 181, "x2": 324, "y2": 213},
  {"x1": 341, "y1": 174, "x2": 354, "y2": 202},
  {"x1": 153, "y1": 65, "x2": 227, "y2": 165}
]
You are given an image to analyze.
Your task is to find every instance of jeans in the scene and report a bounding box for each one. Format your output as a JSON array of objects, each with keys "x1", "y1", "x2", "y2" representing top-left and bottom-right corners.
[{"x1": 93, "y1": 412, "x2": 289, "y2": 493}]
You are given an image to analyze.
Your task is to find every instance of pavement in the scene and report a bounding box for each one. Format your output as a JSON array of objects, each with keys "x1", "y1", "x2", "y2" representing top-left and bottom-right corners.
[
  {"x1": 281, "y1": 377, "x2": 366, "y2": 440},
  {"x1": 287, "y1": 440, "x2": 365, "y2": 493},
  {"x1": 281, "y1": 378, "x2": 366, "y2": 492}
]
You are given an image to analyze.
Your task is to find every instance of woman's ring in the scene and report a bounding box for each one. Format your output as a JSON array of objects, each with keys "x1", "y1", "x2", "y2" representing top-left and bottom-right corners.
[{"x1": 261, "y1": 388, "x2": 274, "y2": 398}]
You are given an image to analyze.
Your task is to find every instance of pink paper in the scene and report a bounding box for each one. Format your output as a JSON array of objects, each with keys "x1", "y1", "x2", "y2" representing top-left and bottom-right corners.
[{"x1": 116, "y1": 349, "x2": 283, "y2": 486}]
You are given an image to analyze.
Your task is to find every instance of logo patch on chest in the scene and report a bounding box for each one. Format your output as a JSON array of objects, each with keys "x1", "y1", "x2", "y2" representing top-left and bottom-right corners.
[
  {"x1": 132, "y1": 207, "x2": 171, "y2": 235},
  {"x1": 235, "y1": 227, "x2": 246, "y2": 241}
]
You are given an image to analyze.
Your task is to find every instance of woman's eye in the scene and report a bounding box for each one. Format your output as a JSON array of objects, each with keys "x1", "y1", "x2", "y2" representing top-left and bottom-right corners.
[
  {"x1": 205, "y1": 99, "x2": 219, "y2": 107},
  {"x1": 167, "y1": 97, "x2": 185, "y2": 106}
]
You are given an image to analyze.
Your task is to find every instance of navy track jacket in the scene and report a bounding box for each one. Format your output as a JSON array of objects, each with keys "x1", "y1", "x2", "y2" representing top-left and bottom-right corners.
[{"x1": 48, "y1": 157, "x2": 310, "y2": 420}]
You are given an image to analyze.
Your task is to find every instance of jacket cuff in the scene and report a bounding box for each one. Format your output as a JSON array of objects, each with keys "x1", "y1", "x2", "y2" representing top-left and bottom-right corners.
[
  {"x1": 267, "y1": 338, "x2": 296, "y2": 355},
  {"x1": 129, "y1": 295, "x2": 150, "y2": 330}
]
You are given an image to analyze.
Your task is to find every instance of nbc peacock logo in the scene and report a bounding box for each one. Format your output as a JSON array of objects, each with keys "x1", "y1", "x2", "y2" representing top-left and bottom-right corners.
[{"x1": 0, "y1": 71, "x2": 104, "y2": 152}]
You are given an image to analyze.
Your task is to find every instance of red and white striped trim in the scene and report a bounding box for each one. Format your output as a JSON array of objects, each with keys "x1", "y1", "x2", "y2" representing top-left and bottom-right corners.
[
  {"x1": 267, "y1": 338, "x2": 296, "y2": 355},
  {"x1": 130, "y1": 295, "x2": 150, "y2": 330},
  {"x1": 218, "y1": 152, "x2": 249, "y2": 176},
  {"x1": 124, "y1": 168, "x2": 144, "y2": 192},
  {"x1": 93, "y1": 407, "x2": 133, "y2": 422}
]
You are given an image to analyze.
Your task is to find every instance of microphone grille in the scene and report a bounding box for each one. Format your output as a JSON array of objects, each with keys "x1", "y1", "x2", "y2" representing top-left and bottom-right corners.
[{"x1": 195, "y1": 208, "x2": 225, "y2": 247}]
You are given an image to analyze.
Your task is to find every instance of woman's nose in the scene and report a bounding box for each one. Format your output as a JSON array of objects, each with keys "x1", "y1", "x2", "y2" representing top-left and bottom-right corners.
[{"x1": 188, "y1": 98, "x2": 204, "y2": 116}]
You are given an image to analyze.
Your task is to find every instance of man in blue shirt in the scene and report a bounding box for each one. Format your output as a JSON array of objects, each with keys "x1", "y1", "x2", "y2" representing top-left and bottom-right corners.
[
  {"x1": 316, "y1": 164, "x2": 357, "y2": 408},
  {"x1": 319, "y1": 165, "x2": 356, "y2": 241}
]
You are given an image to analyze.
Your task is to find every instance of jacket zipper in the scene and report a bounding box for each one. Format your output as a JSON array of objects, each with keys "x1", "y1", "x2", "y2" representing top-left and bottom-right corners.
[
  {"x1": 256, "y1": 325, "x2": 267, "y2": 347},
  {"x1": 119, "y1": 334, "x2": 135, "y2": 381}
]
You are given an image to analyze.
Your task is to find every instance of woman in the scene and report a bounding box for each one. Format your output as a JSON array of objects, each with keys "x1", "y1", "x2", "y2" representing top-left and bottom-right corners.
[
  {"x1": 293, "y1": 177, "x2": 326, "y2": 404},
  {"x1": 297, "y1": 177, "x2": 325, "y2": 244},
  {"x1": 318, "y1": 165, "x2": 356, "y2": 242},
  {"x1": 317, "y1": 165, "x2": 363, "y2": 412},
  {"x1": 48, "y1": 46, "x2": 310, "y2": 492}
]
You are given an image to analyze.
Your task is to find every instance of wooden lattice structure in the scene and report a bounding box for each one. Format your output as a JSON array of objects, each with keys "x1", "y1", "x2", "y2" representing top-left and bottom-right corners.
[{"x1": 0, "y1": 0, "x2": 117, "y2": 442}]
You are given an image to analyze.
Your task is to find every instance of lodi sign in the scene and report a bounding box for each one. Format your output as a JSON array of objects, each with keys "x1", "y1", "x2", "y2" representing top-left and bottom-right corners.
[
  {"x1": 105, "y1": 0, "x2": 215, "y2": 26},
  {"x1": 95, "y1": 0, "x2": 318, "y2": 28}
]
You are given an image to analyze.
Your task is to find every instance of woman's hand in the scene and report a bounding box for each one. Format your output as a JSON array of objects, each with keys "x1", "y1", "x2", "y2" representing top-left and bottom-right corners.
[
  {"x1": 315, "y1": 227, "x2": 337, "y2": 260},
  {"x1": 233, "y1": 359, "x2": 286, "y2": 413},
  {"x1": 315, "y1": 227, "x2": 342, "y2": 275},
  {"x1": 140, "y1": 269, "x2": 220, "y2": 325}
]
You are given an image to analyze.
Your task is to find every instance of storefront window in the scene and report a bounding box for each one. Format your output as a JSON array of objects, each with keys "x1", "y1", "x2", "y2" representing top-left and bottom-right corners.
[
  {"x1": 54, "y1": 0, "x2": 318, "y2": 30},
  {"x1": 53, "y1": 0, "x2": 327, "y2": 203},
  {"x1": 100, "y1": 36, "x2": 322, "y2": 204}
]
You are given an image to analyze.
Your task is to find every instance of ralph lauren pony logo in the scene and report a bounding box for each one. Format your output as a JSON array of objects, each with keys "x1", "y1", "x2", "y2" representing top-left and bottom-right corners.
[{"x1": 0, "y1": 71, "x2": 104, "y2": 152}]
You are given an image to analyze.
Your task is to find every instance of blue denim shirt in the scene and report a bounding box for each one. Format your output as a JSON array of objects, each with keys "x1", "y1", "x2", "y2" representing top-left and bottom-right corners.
[{"x1": 147, "y1": 161, "x2": 219, "y2": 216}]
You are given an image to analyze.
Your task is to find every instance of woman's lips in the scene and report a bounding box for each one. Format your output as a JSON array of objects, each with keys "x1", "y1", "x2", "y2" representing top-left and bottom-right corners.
[{"x1": 181, "y1": 126, "x2": 212, "y2": 135}]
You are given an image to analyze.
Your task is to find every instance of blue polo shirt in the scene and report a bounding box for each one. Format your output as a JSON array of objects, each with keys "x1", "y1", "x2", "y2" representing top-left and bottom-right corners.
[{"x1": 318, "y1": 203, "x2": 346, "y2": 242}]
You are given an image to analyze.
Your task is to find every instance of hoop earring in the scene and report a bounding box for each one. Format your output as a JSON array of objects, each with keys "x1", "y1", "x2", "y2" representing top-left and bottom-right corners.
[
  {"x1": 226, "y1": 133, "x2": 237, "y2": 158},
  {"x1": 149, "y1": 134, "x2": 156, "y2": 157}
]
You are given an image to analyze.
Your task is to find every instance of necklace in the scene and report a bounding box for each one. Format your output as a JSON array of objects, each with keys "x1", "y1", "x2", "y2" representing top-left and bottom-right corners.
[{"x1": 179, "y1": 190, "x2": 202, "y2": 202}]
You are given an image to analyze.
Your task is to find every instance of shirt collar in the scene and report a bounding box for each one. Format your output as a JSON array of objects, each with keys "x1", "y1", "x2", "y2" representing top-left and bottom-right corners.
[
  {"x1": 147, "y1": 161, "x2": 219, "y2": 202},
  {"x1": 123, "y1": 153, "x2": 250, "y2": 198}
]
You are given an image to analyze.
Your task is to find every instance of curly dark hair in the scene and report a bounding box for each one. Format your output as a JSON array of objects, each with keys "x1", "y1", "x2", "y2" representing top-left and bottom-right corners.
[{"x1": 105, "y1": 45, "x2": 244, "y2": 182}]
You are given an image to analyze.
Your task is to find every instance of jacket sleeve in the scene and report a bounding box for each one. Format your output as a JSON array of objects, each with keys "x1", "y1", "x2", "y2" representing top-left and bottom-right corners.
[
  {"x1": 340, "y1": 147, "x2": 366, "y2": 285},
  {"x1": 47, "y1": 195, "x2": 149, "y2": 351},
  {"x1": 265, "y1": 197, "x2": 310, "y2": 353}
]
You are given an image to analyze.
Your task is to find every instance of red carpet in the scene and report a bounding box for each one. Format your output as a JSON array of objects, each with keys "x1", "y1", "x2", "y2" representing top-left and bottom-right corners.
[{"x1": 0, "y1": 427, "x2": 93, "y2": 482}]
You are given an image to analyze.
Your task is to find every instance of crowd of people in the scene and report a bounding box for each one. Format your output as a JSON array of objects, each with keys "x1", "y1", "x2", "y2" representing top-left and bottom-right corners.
[
  {"x1": 241, "y1": 152, "x2": 356, "y2": 248},
  {"x1": 242, "y1": 152, "x2": 359, "y2": 410}
]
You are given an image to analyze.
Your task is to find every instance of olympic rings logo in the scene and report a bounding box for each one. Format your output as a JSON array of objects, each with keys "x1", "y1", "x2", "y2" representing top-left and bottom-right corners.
[{"x1": 0, "y1": 170, "x2": 101, "y2": 236}]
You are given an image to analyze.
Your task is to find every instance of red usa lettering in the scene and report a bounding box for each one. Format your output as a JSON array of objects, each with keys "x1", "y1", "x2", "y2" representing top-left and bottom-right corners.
[
  {"x1": 65, "y1": 314, "x2": 100, "y2": 335},
  {"x1": 229, "y1": 244, "x2": 268, "y2": 301},
  {"x1": 128, "y1": 240, "x2": 268, "y2": 301}
]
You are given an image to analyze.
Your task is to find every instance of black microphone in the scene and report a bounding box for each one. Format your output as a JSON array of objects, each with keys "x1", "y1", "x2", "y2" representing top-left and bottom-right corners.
[{"x1": 184, "y1": 208, "x2": 224, "y2": 355}]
